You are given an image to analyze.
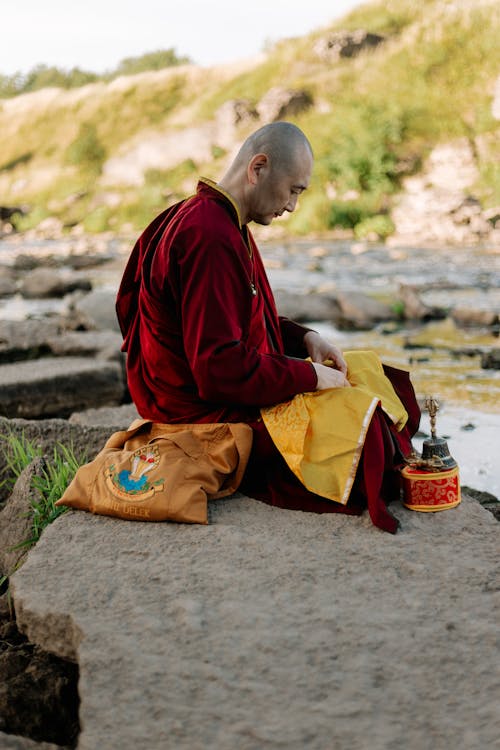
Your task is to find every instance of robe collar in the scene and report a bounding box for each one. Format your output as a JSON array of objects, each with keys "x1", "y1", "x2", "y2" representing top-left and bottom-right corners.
[{"x1": 197, "y1": 177, "x2": 244, "y2": 230}]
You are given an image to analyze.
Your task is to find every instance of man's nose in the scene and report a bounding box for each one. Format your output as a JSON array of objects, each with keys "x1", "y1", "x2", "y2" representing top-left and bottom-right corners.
[{"x1": 285, "y1": 194, "x2": 299, "y2": 213}]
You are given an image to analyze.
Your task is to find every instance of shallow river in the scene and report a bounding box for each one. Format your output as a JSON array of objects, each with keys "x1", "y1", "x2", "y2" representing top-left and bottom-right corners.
[{"x1": 1, "y1": 235, "x2": 499, "y2": 496}]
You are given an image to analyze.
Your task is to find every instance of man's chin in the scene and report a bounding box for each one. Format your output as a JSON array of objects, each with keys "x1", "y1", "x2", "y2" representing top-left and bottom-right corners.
[{"x1": 252, "y1": 215, "x2": 274, "y2": 226}]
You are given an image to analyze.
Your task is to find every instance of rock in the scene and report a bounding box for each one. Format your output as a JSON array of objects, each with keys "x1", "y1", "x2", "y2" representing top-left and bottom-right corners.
[
  {"x1": 334, "y1": 291, "x2": 396, "y2": 330},
  {"x1": 0, "y1": 592, "x2": 79, "y2": 746},
  {"x1": 256, "y1": 87, "x2": 313, "y2": 123},
  {"x1": 0, "y1": 206, "x2": 27, "y2": 222},
  {"x1": 462, "y1": 486, "x2": 500, "y2": 521},
  {"x1": 33, "y1": 217, "x2": 64, "y2": 238},
  {"x1": 70, "y1": 289, "x2": 121, "y2": 332},
  {"x1": 0, "y1": 731, "x2": 66, "y2": 749},
  {"x1": 481, "y1": 349, "x2": 500, "y2": 370},
  {"x1": 19, "y1": 268, "x2": 92, "y2": 299},
  {"x1": 0, "y1": 357, "x2": 125, "y2": 419},
  {"x1": 0, "y1": 319, "x2": 61, "y2": 364},
  {"x1": 399, "y1": 284, "x2": 448, "y2": 321},
  {"x1": 10, "y1": 492, "x2": 499, "y2": 750},
  {"x1": 273, "y1": 289, "x2": 341, "y2": 323},
  {"x1": 13, "y1": 254, "x2": 57, "y2": 272},
  {"x1": 391, "y1": 138, "x2": 495, "y2": 245},
  {"x1": 452, "y1": 308, "x2": 499, "y2": 328},
  {"x1": 0, "y1": 276, "x2": 17, "y2": 297},
  {"x1": 0, "y1": 459, "x2": 46, "y2": 576},
  {"x1": 102, "y1": 123, "x2": 220, "y2": 187},
  {"x1": 45, "y1": 330, "x2": 124, "y2": 362},
  {"x1": 215, "y1": 99, "x2": 258, "y2": 128},
  {"x1": 69, "y1": 402, "x2": 139, "y2": 428},
  {"x1": 314, "y1": 29, "x2": 385, "y2": 61},
  {"x1": 450, "y1": 195, "x2": 491, "y2": 236}
]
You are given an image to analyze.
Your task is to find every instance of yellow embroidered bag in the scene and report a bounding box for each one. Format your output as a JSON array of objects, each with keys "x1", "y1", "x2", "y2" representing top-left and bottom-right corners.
[{"x1": 55, "y1": 420, "x2": 253, "y2": 524}]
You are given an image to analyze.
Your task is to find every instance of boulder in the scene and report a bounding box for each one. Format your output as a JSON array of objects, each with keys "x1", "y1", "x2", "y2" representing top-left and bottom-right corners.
[
  {"x1": 70, "y1": 289, "x2": 121, "y2": 332},
  {"x1": 0, "y1": 732, "x2": 63, "y2": 749},
  {"x1": 0, "y1": 357, "x2": 125, "y2": 419},
  {"x1": 0, "y1": 320, "x2": 61, "y2": 364},
  {"x1": 10, "y1": 492, "x2": 499, "y2": 750},
  {"x1": 69, "y1": 402, "x2": 139, "y2": 428},
  {"x1": 13, "y1": 254, "x2": 57, "y2": 272},
  {"x1": 19, "y1": 268, "x2": 92, "y2": 299},
  {"x1": 481, "y1": 349, "x2": 500, "y2": 370},
  {"x1": 45, "y1": 330, "x2": 124, "y2": 362},
  {"x1": 391, "y1": 139, "x2": 495, "y2": 246},
  {"x1": 0, "y1": 591, "x2": 79, "y2": 746},
  {"x1": 334, "y1": 291, "x2": 396, "y2": 330},
  {"x1": 0, "y1": 458, "x2": 46, "y2": 576},
  {"x1": 314, "y1": 29, "x2": 385, "y2": 61},
  {"x1": 398, "y1": 284, "x2": 448, "y2": 321},
  {"x1": 273, "y1": 289, "x2": 341, "y2": 323},
  {"x1": 0, "y1": 206, "x2": 27, "y2": 222},
  {"x1": 0, "y1": 276, "x2": 17, "y2": 298},
  {"x1": 452, "y1": 308, "x2": 499, "y2": 328},
  {"x1": 215, "y1": 99, "x2": 258, "y2": 128},
  {"x1": 256, "y1": 87, "x2": 313, "y2": 123}
]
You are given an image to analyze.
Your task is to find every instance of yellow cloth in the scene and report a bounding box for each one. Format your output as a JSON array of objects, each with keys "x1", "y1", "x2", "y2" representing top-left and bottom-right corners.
[{"x1": 261, "y1": 350, "x2": 408, "y2": 505}]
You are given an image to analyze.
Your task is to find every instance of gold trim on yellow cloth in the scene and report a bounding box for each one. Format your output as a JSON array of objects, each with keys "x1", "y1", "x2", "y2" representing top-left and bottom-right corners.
[{"x1": 261, "y1": 351, "x2": 408, "y2": 505}]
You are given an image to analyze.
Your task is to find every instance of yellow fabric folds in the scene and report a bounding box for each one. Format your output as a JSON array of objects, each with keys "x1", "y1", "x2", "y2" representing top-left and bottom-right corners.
[{"x1": 261, "y1": 350, "x2": 408, "y2": 505}]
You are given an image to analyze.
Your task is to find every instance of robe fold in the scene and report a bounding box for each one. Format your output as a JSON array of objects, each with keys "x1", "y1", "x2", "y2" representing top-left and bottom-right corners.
[{"x1": 116, "y1": 179, "x2": 420, "y2": 532}]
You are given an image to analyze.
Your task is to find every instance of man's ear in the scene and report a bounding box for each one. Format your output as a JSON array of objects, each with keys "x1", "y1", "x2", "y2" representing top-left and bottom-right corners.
[{"x1": 247, "y1": 153, "x2": 268, "y2": 184}]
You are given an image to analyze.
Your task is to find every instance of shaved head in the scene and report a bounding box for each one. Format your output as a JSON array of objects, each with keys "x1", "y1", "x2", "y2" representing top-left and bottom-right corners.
[
  {"x1": 218, "y1": 121, "x2": 313, "y2": 225},
  {"x1": 234, "y1": 121, "x2": 313, "y2": 176}
]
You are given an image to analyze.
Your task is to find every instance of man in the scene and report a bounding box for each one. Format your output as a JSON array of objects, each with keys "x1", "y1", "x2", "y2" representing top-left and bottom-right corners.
[{"x1": 116, "y1": 121, "x2": 420, "y2": 531}]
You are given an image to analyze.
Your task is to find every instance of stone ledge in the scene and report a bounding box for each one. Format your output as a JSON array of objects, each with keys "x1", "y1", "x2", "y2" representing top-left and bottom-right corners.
[{"x1": 11, "y1": 493, "x2": 499, "y2": 750}]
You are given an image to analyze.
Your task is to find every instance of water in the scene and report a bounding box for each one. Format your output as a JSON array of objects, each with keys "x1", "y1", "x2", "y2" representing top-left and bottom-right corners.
[{"x1": 1, "y1": 234, "x2": 499, "y2": 495}]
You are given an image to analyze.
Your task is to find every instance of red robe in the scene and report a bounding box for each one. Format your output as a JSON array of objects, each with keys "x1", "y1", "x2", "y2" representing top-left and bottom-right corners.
[{"x1": 117, "y1": 179, "x2": 420, "y2": 532}]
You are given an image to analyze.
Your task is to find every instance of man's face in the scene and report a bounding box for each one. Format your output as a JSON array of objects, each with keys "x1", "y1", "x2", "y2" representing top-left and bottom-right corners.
[{"x1": 249, "y1": 148, "x2": 313, "y2": 226}]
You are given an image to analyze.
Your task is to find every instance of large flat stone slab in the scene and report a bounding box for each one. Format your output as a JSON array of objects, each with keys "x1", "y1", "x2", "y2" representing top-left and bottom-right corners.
[
  {"x1": 0, "y1": 357, "x2": 125, "y2": 418},
  {"x1": 11, "y1": 494, "x2": 499, "y2": 750}
]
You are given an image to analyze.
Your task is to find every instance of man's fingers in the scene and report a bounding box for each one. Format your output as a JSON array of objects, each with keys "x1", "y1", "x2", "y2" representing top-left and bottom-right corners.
[{"x1": 313, "y1": 363, "x2": 351, "y2": 390}]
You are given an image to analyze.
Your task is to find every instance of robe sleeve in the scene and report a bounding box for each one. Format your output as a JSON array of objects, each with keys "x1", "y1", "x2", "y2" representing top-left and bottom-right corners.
[
  {"x1": 279, "y1": 317, "x2": 315, "y2": 358},
  {"x1": 174, "y1": 219, "x2": 317, "y2": 407}
]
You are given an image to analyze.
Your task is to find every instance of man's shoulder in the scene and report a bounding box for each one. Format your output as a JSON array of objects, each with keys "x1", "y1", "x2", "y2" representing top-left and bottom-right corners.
[{"x1": 167, "y1": 192, "x2": 241, "y2": 243}]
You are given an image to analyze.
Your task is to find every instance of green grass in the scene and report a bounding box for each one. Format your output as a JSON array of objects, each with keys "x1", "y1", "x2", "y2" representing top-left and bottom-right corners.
[{"x1": 0, "y1": 433, "x2": 86, "y2": 549}]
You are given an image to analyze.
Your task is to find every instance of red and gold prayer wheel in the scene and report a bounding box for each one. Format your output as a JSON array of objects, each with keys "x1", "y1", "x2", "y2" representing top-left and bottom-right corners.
[
  {"x1": 401, "y1": 465, "x2": 461, "y2": 512},
  {"x1": 401, "y1": 395, "x2": 461, "y2": 512}
]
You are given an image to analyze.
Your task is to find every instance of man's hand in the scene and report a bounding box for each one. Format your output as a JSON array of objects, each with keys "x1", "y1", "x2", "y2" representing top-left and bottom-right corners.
[
  {"x1": 312, "y1": 362, "x2": 351, "y2": 390},
  {"x1": 304, "y1": 331, "x2": 348, "y2": 376}
]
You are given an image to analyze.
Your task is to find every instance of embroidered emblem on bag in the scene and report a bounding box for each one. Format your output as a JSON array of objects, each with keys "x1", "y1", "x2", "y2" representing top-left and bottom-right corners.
[{"x1": 104, "y1": 444, "x2": 164, "y2": 502}]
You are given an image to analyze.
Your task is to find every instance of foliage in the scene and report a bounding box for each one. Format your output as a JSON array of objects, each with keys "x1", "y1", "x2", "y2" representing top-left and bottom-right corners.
[
  {"x1": 114, "y1": 49, "x2": 191, "y2": 76},
  {"x1": 0, "y1": 0, "x2": 499, "y2": 235},
  {"x1": 0, "y1": 65, "x2": 98, "y2": 98},
  {"x1": 0, "y1": 432, "x2": 41, "y2": 494},
  {"x1": 0, "y1": 433, "x2": 86, "y2": 549},
  {"x1": 325, "y1": 105, "x2": 405, "y2": 196},
  {"x1": 64, "y1": 122, "x2": 107, "y2": 175},
  {"x1": 29, "y1": 444, "x2": 84, "y2": 545},
  {"x1": 0, "y1": 49, "x2": 191, "y2": 99},
  {"x1": 354, "y1": 214, "x2": 395, "y2": 240}
]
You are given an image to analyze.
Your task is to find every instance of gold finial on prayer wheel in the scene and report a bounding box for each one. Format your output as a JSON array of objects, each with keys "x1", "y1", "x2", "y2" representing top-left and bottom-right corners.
[
  {"x1": 421, "y1": 395, "x2": 457, "y2": 469},
  {"x1": 425, "y1": 395, "x2": 439, "y2": 439}
]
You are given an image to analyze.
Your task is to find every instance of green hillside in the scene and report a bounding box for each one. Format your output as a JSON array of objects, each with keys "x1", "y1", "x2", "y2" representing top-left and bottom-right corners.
[{"x1": 1, "y1": 0, "x2": 498, "y2": 237}]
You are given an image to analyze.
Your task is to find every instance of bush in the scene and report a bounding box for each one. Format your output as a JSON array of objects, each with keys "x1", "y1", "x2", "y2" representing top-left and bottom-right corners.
[
  {"x1": 354, "y1": 214, "x2": 395, "y2": 240},
  {"x1": 64, "y1": 122, "x2": 107, "y2": 176}
]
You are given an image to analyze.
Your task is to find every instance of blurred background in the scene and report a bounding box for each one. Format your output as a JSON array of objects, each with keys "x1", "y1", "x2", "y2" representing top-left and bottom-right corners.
[{"x1": 1, "y1": 0, "x2": 499, "y2": 494}]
